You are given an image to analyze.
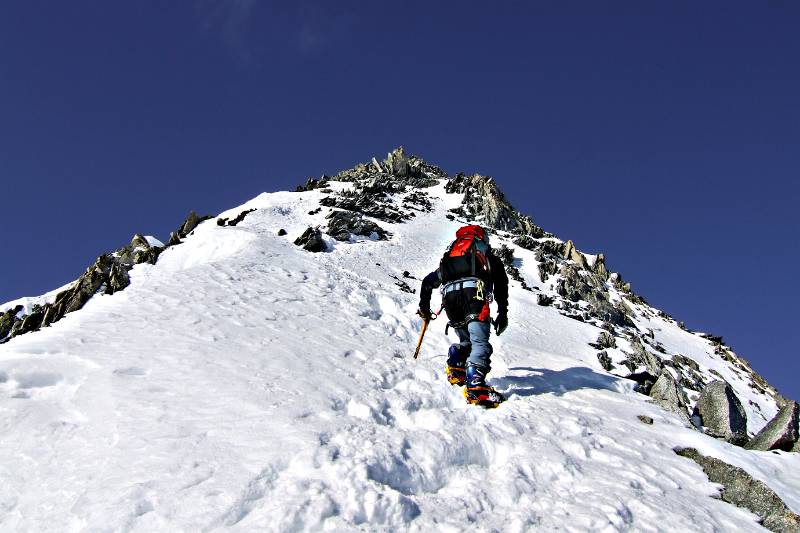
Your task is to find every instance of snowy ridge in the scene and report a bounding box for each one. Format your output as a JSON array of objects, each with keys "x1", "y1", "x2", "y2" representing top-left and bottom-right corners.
[{"x1": 0, "y1": 152, "x2": 798, "y2": 531}]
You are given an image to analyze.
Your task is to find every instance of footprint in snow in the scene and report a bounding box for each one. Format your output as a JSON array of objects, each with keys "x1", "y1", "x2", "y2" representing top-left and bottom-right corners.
[
  {"x1": 113, "y1": 367, "x2": 148, "y2": 377},
  {"x1": 14, "y1": 371, "x2": 63, "y2": 389}
]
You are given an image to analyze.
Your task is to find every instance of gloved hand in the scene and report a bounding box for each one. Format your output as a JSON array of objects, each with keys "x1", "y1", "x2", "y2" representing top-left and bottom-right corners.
[
  {"x1": 417, "y1": 306, "x2": 432, "y2": 321},
  {"x1": 494, "y1": 312, "x2": 508, "y2": 335}
]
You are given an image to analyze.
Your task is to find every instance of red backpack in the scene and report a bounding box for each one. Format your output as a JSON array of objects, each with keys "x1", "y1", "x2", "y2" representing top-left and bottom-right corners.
[{"x1": 439, "y1": 225, "x2": 492, "y2": 283}]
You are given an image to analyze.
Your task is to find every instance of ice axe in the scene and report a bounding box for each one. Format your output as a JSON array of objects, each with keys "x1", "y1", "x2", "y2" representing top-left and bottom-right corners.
[{"x1": 413, "y1": 306, "x2": 443, "y2": 359}]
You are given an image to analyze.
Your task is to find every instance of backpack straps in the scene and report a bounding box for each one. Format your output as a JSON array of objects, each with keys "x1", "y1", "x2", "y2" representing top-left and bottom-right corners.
[{"x1": 470, "y1": 240, "x2": 476, "y2": 277}]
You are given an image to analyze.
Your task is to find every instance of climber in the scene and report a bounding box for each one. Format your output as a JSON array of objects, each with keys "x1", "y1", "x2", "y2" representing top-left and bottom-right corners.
[{"x1": 417, "y1": 225, "x2": 509, "y2": 407}]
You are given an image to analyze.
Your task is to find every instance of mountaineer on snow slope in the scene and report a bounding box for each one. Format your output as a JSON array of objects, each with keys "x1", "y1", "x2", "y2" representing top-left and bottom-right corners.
[{"x1": 417, "y1": 225, "x2": 509, "y2": 408}]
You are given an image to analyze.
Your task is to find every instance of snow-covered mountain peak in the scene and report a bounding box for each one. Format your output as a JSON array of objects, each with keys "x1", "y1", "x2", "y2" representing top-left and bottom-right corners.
[{"x1": 1, "y1": 149, "x2": 798, "y2": 531}]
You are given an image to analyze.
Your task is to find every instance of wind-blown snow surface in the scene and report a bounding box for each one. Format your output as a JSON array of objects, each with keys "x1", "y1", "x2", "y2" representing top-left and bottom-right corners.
[{"x1": 1, "y1": 182, "x2": 798, "y2": 532}]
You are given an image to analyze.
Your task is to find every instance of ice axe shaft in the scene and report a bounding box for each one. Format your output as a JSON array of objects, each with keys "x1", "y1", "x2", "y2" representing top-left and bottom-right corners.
[
  {"x1": 413, "y1": 306, "x2": 442, "y2": 359},
  {"x1": 413, "y1": 319, "x2": 429, "y2": 359}
]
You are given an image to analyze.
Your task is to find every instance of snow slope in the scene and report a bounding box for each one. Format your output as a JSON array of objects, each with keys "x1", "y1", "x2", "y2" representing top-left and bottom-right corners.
[{"x1": 1, "y1": 178, "x2": 798, "y2": 532}]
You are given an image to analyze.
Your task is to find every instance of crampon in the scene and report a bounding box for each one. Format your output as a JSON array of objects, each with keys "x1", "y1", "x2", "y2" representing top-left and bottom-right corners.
[{"x1": 464, "y1": 385, "x2": 505, "y2": 408}]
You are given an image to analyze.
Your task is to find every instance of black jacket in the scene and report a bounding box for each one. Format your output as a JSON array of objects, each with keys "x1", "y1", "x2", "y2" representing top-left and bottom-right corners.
[{"x1": 419, "y1": 252, "x2": 508, "y2": 319}]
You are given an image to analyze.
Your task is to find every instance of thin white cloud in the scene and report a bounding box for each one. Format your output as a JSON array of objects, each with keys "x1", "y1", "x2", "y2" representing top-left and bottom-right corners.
[{"x1": 195, "y1": 0, "x2": 259, "y2": 63}]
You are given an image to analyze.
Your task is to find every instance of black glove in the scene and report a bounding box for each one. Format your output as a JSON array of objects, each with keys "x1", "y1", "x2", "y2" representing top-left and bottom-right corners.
[
  {"x1": 494, "y1": 312, "x2": 508, "y2": 335},
  {"x1": 417, "y1": 305, "x2": 432, "y2": 321}
]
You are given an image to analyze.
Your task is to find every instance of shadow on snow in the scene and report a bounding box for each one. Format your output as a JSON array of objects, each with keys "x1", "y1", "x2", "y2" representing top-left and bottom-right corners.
[{"x1": 493, "y1": 366, "x2": 621, "y2": 398}]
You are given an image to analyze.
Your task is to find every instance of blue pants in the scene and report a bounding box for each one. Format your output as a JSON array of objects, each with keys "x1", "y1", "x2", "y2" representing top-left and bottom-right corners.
[{"x1": 450, "y1": 320, "x2": 493, "y2": 370}]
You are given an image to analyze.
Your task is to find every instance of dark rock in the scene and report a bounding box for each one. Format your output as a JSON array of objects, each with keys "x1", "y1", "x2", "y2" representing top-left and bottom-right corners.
[
  {"x1": 494, "y1": 244, "x2": 514, "y2": 266},
  {"x1": 536, "y1": 255, "x2": 558, "y2": 282},
  {"x1": 540, "y1": 241, "x2": 566, "y2": 257},
  {"x1": 597, "y1": 351, "x2": 614, "y2": 371},
  {"x1": 295, "y1": 176, "x2": 329, "y2": 192},
  {"x1": 746, "y1": 401, "x2": 799, "y2": 452},
  {"x1": 555, "y1": 263, "x2": 631, "y2": 327},
  {"x1": 513, "y1": 235, "x2": 539, "y2": 251},
  {"x1": 320, "y1": 182, "x2": 412, "y2": 223},
  {"x1": 699, "y1": 332, "x2": 725, "y2": 345},
  {"x1": 536, "y1": 294, "x2": 553, "y2": 306},
  {"x1": 277, "y1": 229, "x2": 287, "y2": 236},
  {"x1": 169, "y1": 210, "x2": 213, "y2": 245},
  {"x1": 308, "y1": 207, "x2": 322, "y2": 215},
  {"x1": 675, "y1": 447, "x2": 800, "y2": 532},
  {"x1": 494, "y1": 245, "x2": 529, "y2": 288},
  {"x1": 593, "y1": 253, "x2": 609, "y2": 280},
  {"x1": 108, "y1": 262, "x2": 130, "y2": 293},
  {"x1": 672, "y1": 354, "x2": 700, "y2": 372},
  {"x1": 222, "y1": 208, "x2": 257, "y2": 227},
  {"x1": 294, "y1": 227, "x2": 326, "y2": 252},
  {"x1": 595, "y1": 331, "x2": 616, "y2": 349},
  {"x1": 326, "y1": 210, "x2": 389, "y2": 242},
  {"x1": 623, "y1": 337, "x2": 663, "y2": 376},
  {"x1": 649, "y1": 371, "x2": 689, "y2": 421},
  {"x1": 638, "y1": 415, "x2": 654, "y2": 425},
  {"x1": 627, "y1": 371, "x2": 658, "y2": 395},
  {"x1": 0, "y1": 305, "x2": 23, "y2": 340},
  {"x1": 694, "y1": 380, "x2": 748, "y2": 445},
  {"x1": 116, "y1": 234, "x2": 161, "y2": 266},
  {"x1": 391, "y1": 277, "x2": 416, "y2": 294},
  {"x1": 10, "y1": 310, "x2": 44, "y2": 337}
]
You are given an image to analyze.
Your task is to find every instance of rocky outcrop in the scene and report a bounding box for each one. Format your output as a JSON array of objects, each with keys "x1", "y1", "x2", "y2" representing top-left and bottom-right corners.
[
  {"x1": 512, "y1": 235, "x2": 539, "y2": 251},
  {"x1": 746, "y1": 401, "x2": 799, "y2": 452},
  {"x1": 693, "y1": 380, "x2": 748, "y2": 445},
  {"x1": 295, "y1": 176, "x2": 330, "y2": 192},
  {"x1": 675, "y1": 447, "x2": 800, "y2": 532},
  {"x1": 169, "y1": 211, "x2": 213, "y2": 245},
  {"x1": 536, "y1": 251, "x2": 559, "y2": 282},
  {"x1": 597, "y1": 351, "x2": 614, "y2": 371},
  {"x1": 1, "y1": 227, "x2": 175, "y2": 343},
  {"x1": 649, "y1": 371, "x2": 689, "y2": 421},
  {"x1": 326, "y1": 210, "x2": 389, "y2": 241},
  {"x1": 334, "y1": 147, "x2": 446, "y2": 187},
  {"x1": 494, "y1": 245, "x2": 532, "y2": 290},
  {"x1": 294, "y1": 227, "x2": 326, "y2": 252},
  {"x1": 562, "y1": 240, "x2": 589, "y2": 270},
  {"x1": 594, "y1": 331, "x2": 616, "y2": 349},
  {"x1": 622, "y1": 337, "x2": 663, "y2": 376},
  {"x1": 0, "y1": 305, "x2": 23, "y2": 339},
  {"x1": 556, "y1": 263, "x2": 631, "y2": 327},
  {"x1": 218, "y1": 208, "x2": 257, "y2": 227},
  {"x1": 320, "y1": 177, "x2": 416, "y2": 223},
  {"x1": 593, "y1": 253, "x2": 609, "y2": 280},
  {"x1": 116, "y1": 234, "x2": 162, "y2": 266},
  {"x1": 665, "y1": 354, "x2": 706, "y2": 392},
  {"x1": 445, "y1": 173, "x2": 547, "y2": 236}
]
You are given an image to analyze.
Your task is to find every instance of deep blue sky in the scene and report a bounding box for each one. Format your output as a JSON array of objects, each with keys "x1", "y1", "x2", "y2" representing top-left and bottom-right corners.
[{"x1": 1, "y1": 2, "x2": 798, "y2": 400}]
